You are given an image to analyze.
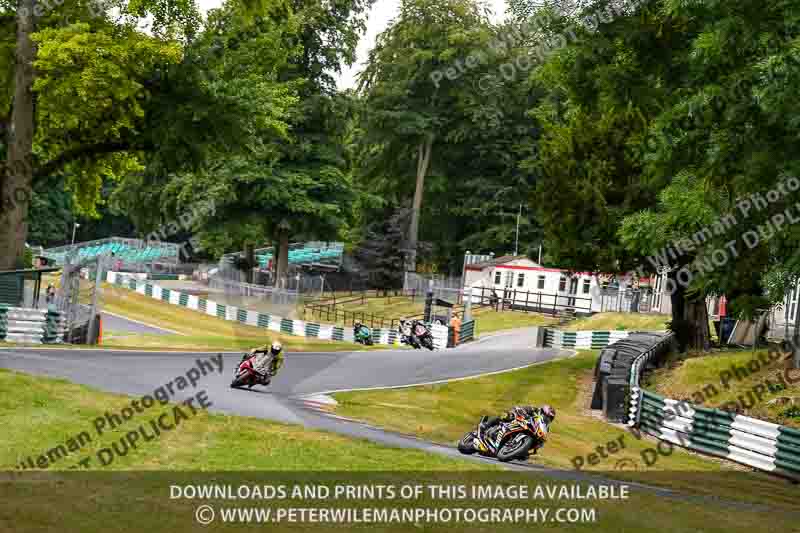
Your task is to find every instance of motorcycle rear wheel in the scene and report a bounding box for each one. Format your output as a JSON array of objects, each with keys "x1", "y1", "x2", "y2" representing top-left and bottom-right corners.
[
  {"x1": 457, "y1": 432, "x2": 477, "y2": 455},
  {"x1": 497, "y1": 435, "x2": 535, "y2": 462}
]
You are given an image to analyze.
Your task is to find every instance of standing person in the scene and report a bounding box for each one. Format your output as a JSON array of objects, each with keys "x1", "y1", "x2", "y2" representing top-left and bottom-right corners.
[
  {"x1": 449, "y1": 312, "x2": 462, "y2": 346},
  {"x1": 45, "y1": 285, "x2": 55, "y2": 305}
]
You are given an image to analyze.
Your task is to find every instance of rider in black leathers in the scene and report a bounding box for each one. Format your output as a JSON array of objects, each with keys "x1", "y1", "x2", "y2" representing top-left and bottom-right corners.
[{"x1": 479, "y1": 405, "x2": 556, "y2": 454}]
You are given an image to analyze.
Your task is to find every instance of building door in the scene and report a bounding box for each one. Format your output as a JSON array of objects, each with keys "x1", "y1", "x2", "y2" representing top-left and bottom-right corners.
[{"x1": 568, "y1": 277, "x2": 578, "y2": 307}]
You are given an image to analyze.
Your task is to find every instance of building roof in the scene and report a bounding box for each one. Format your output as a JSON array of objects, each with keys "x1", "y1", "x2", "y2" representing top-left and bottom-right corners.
[{"x1": 467, "y1": 255, "x2": 536, "y2": 270}]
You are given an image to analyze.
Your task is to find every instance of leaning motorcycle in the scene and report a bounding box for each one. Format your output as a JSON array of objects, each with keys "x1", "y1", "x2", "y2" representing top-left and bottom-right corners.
[
  {"x1": 457, "y1": 412, "x2": 548, "y2": 462},
  {"x1": 412, "y1": 320, "x2": 435, "y2": 350},
  {"x1": 398, "y1": 320, "x2": 420, "y2": 348},
  {"x1": 231, "y1": 353, "x2": 272, "y2": 389},
  {"x1": 398, "y1": 319, "x2": 434, "y2": 350},
  {"x1": 354, "y1": 324, "x2": 374, "y2": 346}
]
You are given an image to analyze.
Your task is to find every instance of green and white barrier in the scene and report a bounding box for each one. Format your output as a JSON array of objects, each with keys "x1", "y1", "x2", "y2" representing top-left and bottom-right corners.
[
  {"x1": 459, "y1": 320, "x2": 476, "y2": 344},
  {"x1": 0, "y1": 306, "x2": 65, "y2": 344},
  {"x1": 629, "y1": 388, "x2": 800, "y2": 480},
  {"x1": 107, "y1": 272, "x2": 449, "y2": 348},
  {"x1": 544, "y1": 328, "x2": 636, "y2": 349}
]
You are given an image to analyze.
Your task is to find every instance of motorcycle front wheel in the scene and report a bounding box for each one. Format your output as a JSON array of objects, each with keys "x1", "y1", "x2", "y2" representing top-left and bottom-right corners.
[
  {"x1": 421, "y1": 336, "x2": 434, "y2": 350},
  {"x1": 496, "y1": 435, "x2": 535, "y2": 462},
  {"x1": 230, "y1": 371, "x2": 250, "y2": 388}
]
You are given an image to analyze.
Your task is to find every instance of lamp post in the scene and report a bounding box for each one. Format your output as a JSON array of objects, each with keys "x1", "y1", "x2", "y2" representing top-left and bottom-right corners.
[
  {"x1": 71, "y1": 222, "x2": 80, "y2": 246},
  {"x1": 514, "y1": 204, "x2": 522, "y2": 256}
]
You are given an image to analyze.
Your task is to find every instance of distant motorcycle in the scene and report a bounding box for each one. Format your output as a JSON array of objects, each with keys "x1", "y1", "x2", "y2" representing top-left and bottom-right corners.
[
  {"x1": 354, "y1": 322, "x2": 374, "y2": 346},
  {"x1": 458, "y1": 412, "x2": 548, "y2": 462},
  {"x1": 399, "y1": 319, "x2": 434, "y2": 350},
  {"x1": 231, "y1": 353, "x2": 273, "y2": 389}
]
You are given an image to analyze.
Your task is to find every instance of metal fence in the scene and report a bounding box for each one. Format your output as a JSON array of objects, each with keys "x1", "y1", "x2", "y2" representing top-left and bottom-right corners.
[
  {"x1": 596, "y1": 288, "x2": 657, "y2": 313},
  {"x1": 468, "y1": 286, "x2": 593, "y2": 315},
  {"x1": 208, "y1": 275, "x2": 300, "y2": 317}
]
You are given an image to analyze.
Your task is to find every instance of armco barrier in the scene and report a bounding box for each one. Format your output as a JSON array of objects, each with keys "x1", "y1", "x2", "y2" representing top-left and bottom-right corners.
[
  {"x1": 619, "y1": 337, "x2": 800, "y2": 481},
  {"x1": 107, "y1": 272, "x2": 449, "y2": 349}
]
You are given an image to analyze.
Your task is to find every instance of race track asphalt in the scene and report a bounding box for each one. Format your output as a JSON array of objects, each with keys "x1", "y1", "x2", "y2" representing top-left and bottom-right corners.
[
  {"x1": 0, "y1": 327, "x2": 564, "y2": 428},
  {"x1": 2, "y1": 330, "x2": 796, "y2": 515}
]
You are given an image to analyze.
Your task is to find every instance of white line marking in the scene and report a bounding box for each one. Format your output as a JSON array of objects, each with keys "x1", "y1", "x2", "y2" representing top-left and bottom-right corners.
[
  {"x1": 101, "y1": 311, "x2": 187, "y2": 336},
  {"x1": 301, "y1": 349, "x2": 578, "y2": 397},
  {"x1": 0, "y1": 347, "x2": 242, "y2": 354}
]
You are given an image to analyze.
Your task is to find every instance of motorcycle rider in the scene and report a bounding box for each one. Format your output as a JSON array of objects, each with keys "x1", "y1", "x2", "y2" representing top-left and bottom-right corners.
[
  {"x1": 239, "y1": 341, "x2": 284, "y2": 385},
  {"x1": 479, "y1": 404, "x2": 556, "y2": 454}
]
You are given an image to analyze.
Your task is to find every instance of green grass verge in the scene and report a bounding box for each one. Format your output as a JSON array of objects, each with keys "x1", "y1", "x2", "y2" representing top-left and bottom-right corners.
[
  {"x1": 562, "y1": 312, "x2": 670, "y2": 332},
  {"x1": 0, "y1": 368, "x2": 484, "y2": 471},
  {"x1": 98, "y1": 285, "x2": 369, "y2": 352},
  {"x1": 1, "y1": 369, "x2": 796, "y2": 532},
  {"x1": 333, "y1": 351, "x2": 798, "y2": 510},
  {"x1": 644, "y1": 348, "x2": 800, "y2": 428}
]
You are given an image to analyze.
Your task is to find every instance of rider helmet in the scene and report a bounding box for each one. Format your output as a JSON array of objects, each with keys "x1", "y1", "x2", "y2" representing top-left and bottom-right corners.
[
  {"x1": 540, "y1": 405, "x2": 556, "y2": 423},
  {"x1": 270, "y1": 341, "x2": 283, "y2": 356}
]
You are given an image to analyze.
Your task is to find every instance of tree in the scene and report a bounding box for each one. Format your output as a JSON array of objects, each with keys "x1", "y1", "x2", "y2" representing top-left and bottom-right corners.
[
  {"x1": 352, "y1": 207, "x2": 411, "y2": 291},
  {"x1": 0, "y1": 0, "x2": 201, "y2": 269},
  {"x1": 619, "y1": 0, "x2": 800, "y2": 358},
  {"x1": 524, "y1": 0, "x2": 724, "y2": 350},
  {"x1": 358, "y1": 0, "x2": 493, "y2": 272},
  {"x1": 112, "y1": 0, "x2": 372, "y2": 284}
]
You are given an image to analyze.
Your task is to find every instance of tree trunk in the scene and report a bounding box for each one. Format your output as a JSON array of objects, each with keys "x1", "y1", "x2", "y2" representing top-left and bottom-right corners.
[
  {"x1": 275, "y1": 227, "x2": 289, "y2": 289},
  {"x1": 0, "y1": 1, "x2": 37, "y2": 270},
  {"x1": 406, "y1": 134, "x2": 433, "y2": 273},
  {"x1": 668, "y1": 269, "x2": 710, "y2": 352},
  {"x1": 244, "y1": 243, "x2": 254, "y2": 284},
  {"x1": 793, "y1": 291, "x2": 800, "y2": 369},
  {"x1": 685, "y1": 296, "x2": 711, "y2": 352}
]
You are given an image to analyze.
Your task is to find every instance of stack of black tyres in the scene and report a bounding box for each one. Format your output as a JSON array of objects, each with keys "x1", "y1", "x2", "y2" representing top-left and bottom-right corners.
[{"x1": 595, "y1": 332, "x2": 672, "y2": 422}]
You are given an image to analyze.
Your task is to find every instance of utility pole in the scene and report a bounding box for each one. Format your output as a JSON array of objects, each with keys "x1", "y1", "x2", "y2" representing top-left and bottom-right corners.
[
  {"x1": 514, "y1": 204, "x2": 522, "y2": 256},
  {"x1": 538, "y1": 243, "x2": 542, "y2": 265}
]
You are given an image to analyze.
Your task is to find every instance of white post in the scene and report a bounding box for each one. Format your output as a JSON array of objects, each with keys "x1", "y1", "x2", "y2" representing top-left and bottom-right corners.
[
  {"x1": 514, "y1": 204, "x2": 521, "y2": 256},
  {"x1": 460, "y1": 251, "x2": 471, "y2": 305}
]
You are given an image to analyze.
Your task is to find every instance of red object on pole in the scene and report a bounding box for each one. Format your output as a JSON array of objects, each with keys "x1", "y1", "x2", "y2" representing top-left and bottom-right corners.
[
  {"x1": 97, "y1": 314, "x2": 103, "y2": 345},
  {"x1": 719, "y1": 295, "x2": 727, "y2": 317}
]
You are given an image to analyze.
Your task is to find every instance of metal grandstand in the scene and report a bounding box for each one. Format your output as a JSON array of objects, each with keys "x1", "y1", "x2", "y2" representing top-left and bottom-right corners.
[
  {"x1": 42, "y1": 237, "x2": 181, "y2": 269},
  {"x1": 221, "y1": 241, "x2": 345, "y2": 271}
]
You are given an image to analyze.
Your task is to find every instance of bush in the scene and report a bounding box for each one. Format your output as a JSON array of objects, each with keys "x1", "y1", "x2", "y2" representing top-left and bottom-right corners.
[{"x1": 779, "y1": 406, "x2": 800, "y2": 420}]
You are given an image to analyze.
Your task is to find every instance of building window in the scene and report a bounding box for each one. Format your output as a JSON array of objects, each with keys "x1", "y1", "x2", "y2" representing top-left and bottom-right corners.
[
  {"x1": 494, "y1": 271, "x2": 501, "y2": 285},
  {"x1": 559, "y1": 276, "x2": 567, "y2": 292},
  {"x1": 583, "y1": 279, "x2": 591, "y2": 294},
  {"x1": 537, "y1": 275, "x2": 545, "y2": 289},
  {"x1": 505, "y1": 271, "x2": 514, "y2": 287},
  {"x1": 517, "y1": 273, "x2": 525, "y2": 287}
]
